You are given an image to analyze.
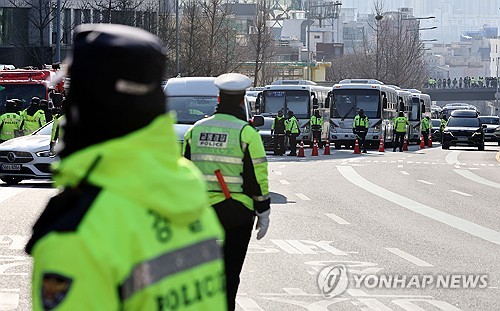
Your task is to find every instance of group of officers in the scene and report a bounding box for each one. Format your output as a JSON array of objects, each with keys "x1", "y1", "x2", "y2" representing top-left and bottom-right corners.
[
  {"x1": 0, "y1": 96, "x2": 64, "y2": 151},
  {"x1": 24, "y1": 24, "x2": 269, "y2": 311}
]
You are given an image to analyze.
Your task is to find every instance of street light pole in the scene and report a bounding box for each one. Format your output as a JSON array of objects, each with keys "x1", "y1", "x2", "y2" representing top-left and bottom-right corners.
[
  {"x1": 375, "y1": 14, "x2": 383, "y2": 80},
  {"x1": 175, "y1": 0, "x2": 180, "y2": 76}
]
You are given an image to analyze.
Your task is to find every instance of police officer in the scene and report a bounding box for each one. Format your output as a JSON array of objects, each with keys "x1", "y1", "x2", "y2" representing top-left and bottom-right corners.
[
  {"x1": 310, "y1": 109, "x2": 323, "y2": 148},
  {"x1": 0, "y1": 100, "x2": 21, "y2": 142},
  {"x1": 421, "y1": 116, "x2": 430, "y2": 146},
  {"x1": 50, "y1": 99, "x2": 65, "y2": 155},
  {"x1": 26, "y1": 24, "x2": 226, "y2": 310},
  {"x1": 271, "y1": 110, "x2": 286, "y2": 155},
  {"x1": 183, "y1": 73, "x2": 270, "y2": 311},
  {"x1": 393, "y1": 111, "x2": 409, "y2": 152},
  {"x1": 20, "y1": 97, "x2": 46, "y2": 135},
  {"x1": 39, "y1": 99, "x2": 53, "y2": 121},
  {"x1": 352, "y1": 109, "x2": 369, "y2": 153},
  {"x1": 285, "y1": 110, "x2": 300, "y2": 156},
  {"x1": 440, "y1": 115, "x2": 448, "y2": 143}
]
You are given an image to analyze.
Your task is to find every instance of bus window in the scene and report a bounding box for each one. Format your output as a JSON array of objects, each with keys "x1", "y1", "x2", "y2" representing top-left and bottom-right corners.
[{"x1": 332, "y1": 89, "x2": 380, "y2": 119}]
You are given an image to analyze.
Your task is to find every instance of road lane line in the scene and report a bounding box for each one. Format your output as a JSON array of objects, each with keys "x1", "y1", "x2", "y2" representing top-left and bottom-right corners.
[
  {"x1": 295, "y1": 193, "x2": 311, "y2": 200},
  {"x1": 0, "y1": 187, "x2": 29, "y2": 204},
  {"x1": 386, "y1": 248, "x2": 434, "y2": 267},
  {"x1": 445, "y1": 151, "x2": 461, "y2": 165},
  {"x1": 325, "y1": 213, "x2": 350, "y2": 225},
  {"x1": 454, "y1": 165, "x2": 461, "y2": 168},
  {"x1": 398, "y1": 165, "x2": 403, "y2": 168},
  {"x1": 236, "y1": 297, "x2": 265, "y2": 310},
  {"x1": 279, "y1": 180, "x2": 289, "y2": 185},
  {"x1": 400, "y1": 171, "x2": 410, "y2": 175},
  {"x1": 337, "y1": 166, "x2": 500, "y2": 245},
  {"x1": 453, "y1": 169, "x2": 500, "y2": 189},
  {"x1": 271, "y1": 240, "x2": 302, "y2": 254},
  {"x1": 283, "y1": 288, "x2": 308, "y2": 295},
  {"x1": 449, "y1": 190, "x2": 472, "y2": 197},
  {"x1": 417, "y1": 180, "x2": 434, "y2": 185},
  {"x1": 274, "y1": 171, "x2": 282, "y2": 175}
]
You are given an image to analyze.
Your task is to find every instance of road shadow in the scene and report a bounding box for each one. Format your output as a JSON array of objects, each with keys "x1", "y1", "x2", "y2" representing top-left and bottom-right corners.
[{"x1": 270, "y1": 192, "x2": 295, "y2": 204}]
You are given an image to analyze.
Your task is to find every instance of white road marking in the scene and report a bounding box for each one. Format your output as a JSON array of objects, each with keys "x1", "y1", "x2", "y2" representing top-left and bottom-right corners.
[
  {"x1": 295, "y1": 193, "x2": 311, "y2": 200},
  {"x1": 270, "y1": 240, "x2": 302, "y2": 254},
  {"x1": 390, "y1": 161, "x2": 396, "y2": 163},
  {"x1": 432, "y1": 162, "x2": 437, "y2": 165},
  {"x1": 417, "y1": 180, "x2": 434, "y2": 185},
  {"x1": 236, "y1": 296, "x2": 265, "y2": 310},
  {"x1": 398, "y1": 165, "x2": 403, "y2": 168},
  {"x1": 445, "y1": 151, "x2": 461, "y2": 165},
  {"x1": 424, "y1": 162, "x2": 429, "y2": 164},
  {"x1": 386, "y1": 248, "x2": 434, "y2": 267},
  {"x1": 415, "y1": 161, "x2": 421, "y2": 164},
  {"x1": 453, "y1": 169, "x2": 500, "y2": 189},
  {"x1": 407, "y1": 161, "x2": 414, "y2": 164},
  {"x1": 337, "y1": 166, "x2": 500, "y2": 245},
  {"x1": 325, "y1": 213, "x2": 350, "y2": 225},
  {"x1": 489, "y1": 164, "x2": 494, "y2": 167},
  {"x1": 400, "y1": 171, "x2": 410, "y2": 175},
  {"x1": 481, "y1": 164, "x2": 486, "y2": 167},
  {"x1": 282, "y1": 288, "x2": 308, "y2": 295},
  {"x1": 0, "y1": 289, "x2": 19, "y2": 310},
  {"x1": 449, "y1": 190, "x2": 473, "y2": 197},
  {"x1": 274, "y1": 171, "x2": 282, "y2": 175},
  {"x1": 279, "y1": 180, "x2": 289, "y2": 185},
  {"x1": 270, "y1": 240, "x2": 348, "y2": 255},
  {"x1": 454, "y1": 165, "x2": 461, "y2": 168},
  {"x1": 0, "y1": 235, "x2": 30, "y2": 250},
  {"x1": 279, "y1": 165, "x2": 286, "y2": 168},
  {"x1": 0, "y1": 187, "x2": 29, "y2": 204}
]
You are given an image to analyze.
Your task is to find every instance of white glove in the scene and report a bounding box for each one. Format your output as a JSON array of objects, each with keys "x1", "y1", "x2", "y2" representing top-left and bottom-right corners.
[{"x1": 255, "y1": 209, "x2": 270, "y2": 240}]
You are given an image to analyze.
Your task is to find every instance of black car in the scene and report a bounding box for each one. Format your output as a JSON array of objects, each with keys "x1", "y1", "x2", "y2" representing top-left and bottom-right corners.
[
  {"x1": 442, "y1": 110, "x2": 485, "y2": 150},
  {"x1": 478, "y1": 116, "x2": 499, "y2": 145},
  {"x1": 430, "y1": 118, "x2": 442, "y2": 142}
]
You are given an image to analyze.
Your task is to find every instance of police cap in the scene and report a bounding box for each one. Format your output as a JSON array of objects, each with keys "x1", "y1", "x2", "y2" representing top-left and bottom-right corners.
[{"x1": 214, "y1": 73, "x2": 251, "y2": 95}]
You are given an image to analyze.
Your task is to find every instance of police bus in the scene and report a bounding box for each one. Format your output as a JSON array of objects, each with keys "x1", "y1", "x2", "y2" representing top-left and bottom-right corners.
[
  {"x1": 402, "y1": 89, "x2": 431, "y2": 143},
  {"x1": 164, "y1": 77, "x2": 254, "y2": 143},
  {"x1": 326, "y1": 79, "x2": 399, "y2": 149},
  {"x1": 254, "y1": 80, "x2": 330, "y2": 145}
]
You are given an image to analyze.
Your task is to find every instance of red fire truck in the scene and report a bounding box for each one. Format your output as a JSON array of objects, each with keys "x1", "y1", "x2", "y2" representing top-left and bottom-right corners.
[{"x1": 0, "y1": 68, "x2": 63, "y2": 114}]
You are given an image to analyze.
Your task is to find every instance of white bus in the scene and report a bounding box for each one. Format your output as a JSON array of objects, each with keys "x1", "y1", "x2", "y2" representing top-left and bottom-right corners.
[
  {"x1": 326, "y1": 81, "x2": 399, "y2": 149},
  {"x1": 254, "y1": 80, "x2": 331, "y2": 145},
  {"x1": 164, "y1": 77, "x2": 253, "y2": 142},
  {"x1": 403, "y1": 89, "x2": 431, "y2": 143}
]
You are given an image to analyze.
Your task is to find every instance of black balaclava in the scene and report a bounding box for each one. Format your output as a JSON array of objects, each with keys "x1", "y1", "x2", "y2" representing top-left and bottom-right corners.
[
  {"x1": 61, "y1": 24, "x2": 167, "y2": 158},
  {"x1": 215, "y1": 92, "x2": 246, "y2": 121}
]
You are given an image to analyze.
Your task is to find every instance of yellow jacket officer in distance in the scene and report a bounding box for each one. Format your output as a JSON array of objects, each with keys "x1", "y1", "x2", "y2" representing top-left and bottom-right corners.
[{"x1": 26, "y1": 24, "x2": 226, "y2": 310}]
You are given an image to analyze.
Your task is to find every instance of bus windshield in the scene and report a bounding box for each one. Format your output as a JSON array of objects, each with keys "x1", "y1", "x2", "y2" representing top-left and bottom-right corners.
[
  {"x1": 262, "y1": 90, "x2": 310, "y2": 119},
  {"x1": 408, "y1": 97, "x2": 420, "y2": 121},
  {"x1": 167, "y1": 96, "x2": 218, "y2": 124},
  {"x1": 331, "y1": 89, "x2": 381, "y2": 119},
  {"x1": 0, "y1": 84, "x2": 47, "y2": 112}
]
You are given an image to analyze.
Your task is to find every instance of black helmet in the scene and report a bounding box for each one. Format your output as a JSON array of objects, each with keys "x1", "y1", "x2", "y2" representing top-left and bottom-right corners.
[
  {"x1": 5, "y1": 100, "x2": 16, "y2": 112},
  {"x1": 31, "y1": 97, "x2": 40, "y2": 105},
  {"x1": 62, "y1": 24, "x2": 167, "y2": 157}
]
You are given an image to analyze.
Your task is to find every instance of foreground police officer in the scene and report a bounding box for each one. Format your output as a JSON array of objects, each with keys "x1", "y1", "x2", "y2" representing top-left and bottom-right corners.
[
  {"x1": 183, "y1": 73, "x2": 270, "y2": 311},
  {"x1": 26, "y1": 24, "x2": 226, "y2": 310},
  {"x1": 310, "y1": 110, "x2": 323, "y2": 148},
  {"x1": 0, "y1": 100, "x2": 21, "y2": 142},
  {"x1": 352, "y1": 109, "x2": 369, "y2": 153},
  {"x1": 393, "y1": 111, "x2": 410, "y2": 152}
]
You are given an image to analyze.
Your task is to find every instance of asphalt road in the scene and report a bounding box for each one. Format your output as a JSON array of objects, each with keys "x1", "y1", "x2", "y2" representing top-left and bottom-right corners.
[{"x1": 1, "y1": 142, "x2": 499, "y2": 310}]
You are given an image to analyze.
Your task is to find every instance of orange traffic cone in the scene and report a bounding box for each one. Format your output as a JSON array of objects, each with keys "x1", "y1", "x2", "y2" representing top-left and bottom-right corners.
[
  {"x1": 428, "y1": 134, "x2": 432, "y2": 147},
  {"x1": 403, "y1": 138, "x2": 409, "y2": 151},
  {"x1": 378, "y1": 137, "x2": 385, "y2": 152},
  {"x1": 419, "y1": 135, "x2": 425, "y2": 149},
  {"x1": 324, "y1": 141, "x2": 331, "y2": 155},
  {"x1": 297, "y1": 141, "x2": 305, "y2": 157},
  {"x1": 312, "y1": 138, "x2": 319, "y2": 156},
  {"x1": 353, "y1": 139, "x2": 361, "y2": 154}
]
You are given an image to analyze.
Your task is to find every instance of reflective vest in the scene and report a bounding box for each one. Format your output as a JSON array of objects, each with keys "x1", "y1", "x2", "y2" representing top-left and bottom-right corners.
[
  {"x1": 285, "y1": 116, "x2": 300, "y2": 133},
  {"x1": 272, "y1": 116, "x2": 286, "y2": 134},
  {"x1": 184, "y1": 113, "x2": 269, "y2": 211},
  {"x1": 310, "y1": 115, "x2": 323, "y2": 131},
  {"x1": 51, "y1": 114, "x2": 64, "y2": 143},
  {"x1": 0, "y1": 112, "x2": 21, "y2": 140},
  {"x1": 189, "y1": 116, "x2": 246, "y2": 194},
  {"x1": 21, "y1": 109, "x2": 46, "y2": 135},
  {"x1": 393, "y1": 116, "x2": 409, "y2": 133},
  {"x1": 421, "y1": 118, "x2": 430, "y2": 132},
  {"x1": 440, "y1": 119, "x2": 447, "y2": 131},
  {"x1": 353, "y1": 115, "x2": 369, "y2": 129},
  {"x1": 27, "y1": 114, "x2": 226, "y2": 310}
]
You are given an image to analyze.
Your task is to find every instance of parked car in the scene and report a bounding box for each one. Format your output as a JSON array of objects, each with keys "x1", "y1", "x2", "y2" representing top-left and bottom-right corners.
[
  {"x1": 442, "y1": 110, "x2": 485, "y2": 150},
  {"x1": 255, "y1": 116, "x2": 275, "y2": 151},
  {"x1": 0, "y1": 122, "x2": 58, "y2": 185},
  {"x1": 478, "y1": 115, "x2": 499, "y2": 145}
]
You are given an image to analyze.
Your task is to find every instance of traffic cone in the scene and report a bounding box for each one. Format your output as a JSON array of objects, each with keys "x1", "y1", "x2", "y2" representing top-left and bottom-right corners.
[
  {"x1": 419, "y1": 135, "x2": 425, "y2": 149},
  {"x1": 353, "y1": 139, "x2": 361, "y2": 154},
  {"x1": 324, "y1": 141, "x2": 331, "y2": 155},
  {"x1": 312, "y1": 138, "x2": 319, "y2": 156},
  {"x1": 428, "y1": 134, "x2": 432, "y2": 147},
  {"x1": 378, "y1": 136, "x2": 385, "y2": 152},
  {"x1": 297, "y1": 141, "x2": 305, "y2": 157},
  {"x1": 403, "y1": 138, "x2": 409, "y2": 151}
]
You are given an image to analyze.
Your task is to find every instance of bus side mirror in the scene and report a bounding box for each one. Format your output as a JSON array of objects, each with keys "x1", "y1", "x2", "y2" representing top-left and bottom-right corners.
[
  {"x1": 325, "y1": 97, "x2": 330, "y2": 109},
  {"x1": 253, "y1": 115, "x2": 264, "y2": 127},
  {"x1": 312, "y1": 98, "x2": 318, "y2": 110},
  {"x1": 383, "y1": 97, "x2": 388, "y2": 109}
]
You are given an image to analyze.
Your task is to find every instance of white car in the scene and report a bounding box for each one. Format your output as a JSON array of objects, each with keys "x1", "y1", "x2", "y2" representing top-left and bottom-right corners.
[{"x1": 0, "y1": 122, "x2": 58, "y2": 185}]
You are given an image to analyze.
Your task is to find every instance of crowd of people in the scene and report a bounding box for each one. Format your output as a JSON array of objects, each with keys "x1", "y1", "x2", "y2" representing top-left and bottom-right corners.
[{"x1": 426, "y1": 76, "x2": 499, "y2": 89}]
